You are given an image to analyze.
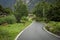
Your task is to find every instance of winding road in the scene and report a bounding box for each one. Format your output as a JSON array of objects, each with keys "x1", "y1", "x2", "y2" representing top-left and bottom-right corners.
[{"x1": 16, "y1": 22, "x2": 60, "y2": 40}]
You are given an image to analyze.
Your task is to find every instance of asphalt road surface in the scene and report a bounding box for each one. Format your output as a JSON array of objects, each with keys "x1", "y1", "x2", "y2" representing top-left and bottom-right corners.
[{"x1": 17, "y1": 22, "x2": 60, "y2": 40}]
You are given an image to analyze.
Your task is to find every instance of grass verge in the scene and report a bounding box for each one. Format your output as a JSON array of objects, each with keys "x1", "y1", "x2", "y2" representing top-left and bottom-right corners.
[{"x1": 0, "y1": 21, "x2": 32, "y2": 40}]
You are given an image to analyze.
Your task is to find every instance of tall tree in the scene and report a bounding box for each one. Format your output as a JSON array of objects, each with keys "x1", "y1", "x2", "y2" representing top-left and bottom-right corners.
[
  {"x1": 33, "y1": 1, "x2": 51, "y2": 21},
  {"x1": 14, "y1": 0, "x2": 28, "y2": 23},
  {"x1": 46, "y1": 0, "x2": 60, "y2": 21}
]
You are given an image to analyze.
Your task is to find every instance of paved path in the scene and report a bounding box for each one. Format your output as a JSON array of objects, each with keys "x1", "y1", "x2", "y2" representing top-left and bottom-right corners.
[{"x1": 17, "y1": 22, "x2": 60, "y2": 40}]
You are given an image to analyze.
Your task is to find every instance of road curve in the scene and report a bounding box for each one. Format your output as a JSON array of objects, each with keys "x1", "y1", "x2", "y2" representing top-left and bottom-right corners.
[{"x1": 16, "y1": 22, "x2": 60, "y2": 40}]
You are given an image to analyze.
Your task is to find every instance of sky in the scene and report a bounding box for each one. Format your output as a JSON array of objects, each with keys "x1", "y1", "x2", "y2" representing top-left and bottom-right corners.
[{"x1": 0, "y1": 0, "x2": 16, "y2": 8}]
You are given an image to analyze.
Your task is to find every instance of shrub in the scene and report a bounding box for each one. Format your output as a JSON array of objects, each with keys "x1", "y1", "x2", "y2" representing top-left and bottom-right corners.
[
  {"x1": 35, "y1": 17, "x2": 43, "y2": 22},
  {"x1": 46, "y1": 21, "x2": 60, "y2": 35},
  {"x1": 21, "y1": 17, "x2": 28, "y2": 22},
  {"x1": 0, "y1": 15, "x2": 16, "y2": 25},
  {"x1": 5, "y1": 15, "x2": 17, "y2": 24},
  {"x1": 0, "y1": 17, "x2": 6, "y2": 25}
]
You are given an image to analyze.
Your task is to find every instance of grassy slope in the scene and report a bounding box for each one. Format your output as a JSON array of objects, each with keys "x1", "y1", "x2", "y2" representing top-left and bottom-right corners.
[{"x1": 0, "y1": 21, "x2": 32, "y2": 40}]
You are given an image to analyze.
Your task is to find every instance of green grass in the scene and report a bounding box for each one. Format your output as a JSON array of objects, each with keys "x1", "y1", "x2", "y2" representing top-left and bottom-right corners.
[
  {"x1": 46, "y1": 21, "x2": 60, "y2": 36},
  {"x1": 0, "y1": 21, "x2": 32, "y2": 40}
]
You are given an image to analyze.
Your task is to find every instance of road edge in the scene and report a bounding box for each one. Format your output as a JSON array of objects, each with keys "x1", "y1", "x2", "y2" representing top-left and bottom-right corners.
[
  {"x1": 43, "y1": 27, "x2": 60, "y2": 39},
  {"x1": 15, "y1": 21, "x2": 35, "y2": 40}
]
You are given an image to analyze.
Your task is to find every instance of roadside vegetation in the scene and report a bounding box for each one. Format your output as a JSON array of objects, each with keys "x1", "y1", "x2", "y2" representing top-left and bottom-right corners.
[
  {"x1": 0, "y1": 0, "x2": 32, "y2": 40},
  {"x1": 32, "y1": 0, "x2": 60, "y2": 36},
  {"x1": 0, "y1": 0, "x2": 60, "y2": 40},
  {"x1": 46, "y1": 21, "x2": 60, "y2": 36},
  {"x1": 0, "y1": 21, "x2": 31, "y2": 40}
]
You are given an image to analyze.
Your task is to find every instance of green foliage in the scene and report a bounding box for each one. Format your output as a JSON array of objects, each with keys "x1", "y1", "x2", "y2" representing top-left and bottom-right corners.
[
  {"x1": 0, "y1": 15, "x2": 16, "y2": 25},
  {"x1": 0, "y1": 5, "x2": 4, "y2": 12},
  {"x1": 35, "y1": 17, "x2": 43, "y2": 22},
  {"x1": 4, "y1": 8, "x2": 13, "y2": 15},
  {"x1": 21, "y1": 16, "x2": 28, "y2": 22},
  {"x1": 14, "y1": 0, "x2": 28, "y2": 23},
  {"x1": 5, "y1": 15, "x2": 17, "y2": 24},
  {"x1": 33, "y1": 0, "x2": 60, "y2": 22},
  {"x1": 46, "y1": 21, "x2": 60, "y2": 35},
  {"x1": 0, "y1": 5, "x2": 5, "y2": 16},
  {"x1": 0, "y1": 17, "x2": 6, "y2": 25},
  {"x1": 0, "y1": 21, "x2": 31, "y2": 40},
  {"x1": 46, "y1": 0, "x2": 60, "y2": 21},
  {"x1": 45, "y1": 0, "x2": 60, "y2": 35},
  {"x1": 46, "y1": 5, "x2": 60, "y2": 21},
  {"x1": 32, "y1": 1, "x2": 51, "y2": 21},
  {"x1": 0, "y1": 5, "x2": 13, "y2": 16}
]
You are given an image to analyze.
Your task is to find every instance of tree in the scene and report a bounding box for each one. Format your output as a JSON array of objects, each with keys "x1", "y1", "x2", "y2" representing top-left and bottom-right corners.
[
  {"x1": 0, "y1": 5, "x2": 4, "y2": 15},
  {"x1": 46, "y1": 0, "x2": 60, "y2": 21},
  {"x1": 14, "y1": 0, "x2": 28, "y2": 23},
  {"x1": 4, "y1": 8, "x2": 13, "y2": 15},
  {"x1": 32, "y1": 1, "x2": 51, "y2": 21},
  {"x1": 0, "y1": 5, "x2": 12, "y2": 16},
  {"x1": 0, "y1": 5, "x2": 3, "y2": 11}
]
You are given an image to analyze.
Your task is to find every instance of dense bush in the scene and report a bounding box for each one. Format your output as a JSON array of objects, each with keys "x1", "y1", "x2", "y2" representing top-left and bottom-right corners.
[
  {"x1": 35, "y1": 17, "x2": 43, "y2": 21},
  {"x1": 0, "y1": 15, "x2": 16, "y2": 25},
  {"x1": 5, "y1": 15, "x2": 17, "y2": 24},
  {"x1": 46, "y1": 6, "x2": 60, "y2": 21},
  {"x1": 0, "y1": 17, "x2": 6, "y2": 25},
  {"x1": 46, "y1": 21, "x2": 60, "y2": 35},
  {"x1": 21, "y1": 17, "x2": 28, "y2": 22}
]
